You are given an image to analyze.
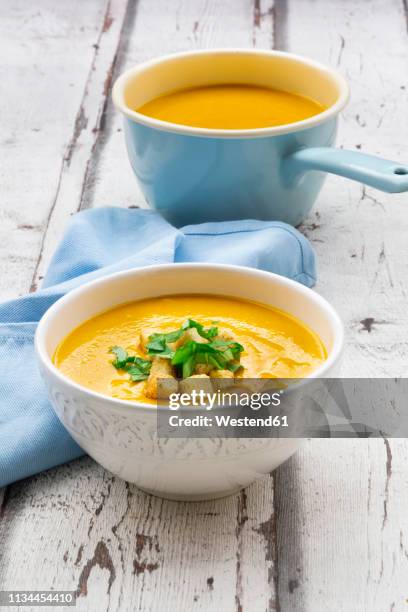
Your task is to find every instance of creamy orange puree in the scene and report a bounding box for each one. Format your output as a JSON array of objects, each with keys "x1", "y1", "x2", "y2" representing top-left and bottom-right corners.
[
  {"x1": 54, "y1": 295, "x2": 326, "y2": 403},
  {"x1": 137, "y1": 84, "x2": 325, "y2": 130}
]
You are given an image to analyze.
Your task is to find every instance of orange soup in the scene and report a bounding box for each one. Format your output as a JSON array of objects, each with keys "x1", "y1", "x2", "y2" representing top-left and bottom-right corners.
[
  {"x1": 136, "y1": 84, "x2": 325, "y2": 130},
  {"x1": 54, "y1": 294, "x2": 326, "y2": 403}
]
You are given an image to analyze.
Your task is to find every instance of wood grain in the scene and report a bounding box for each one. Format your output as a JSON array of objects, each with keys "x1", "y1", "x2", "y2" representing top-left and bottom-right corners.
[
  {"x1": 274, "y1": 1, "x2": 408, "y2": 610},
  {"x1": 0, "y1": 0, "x2": 108, "y2": 299},
  {"x1": 30, "y1": 0, "x2": 130, "y2": 290},
  {"x1": 0, "y1": 2, "x2": 279, "y2": 611},
  {"x1": 1, "y1": 0, "x2": 408, "y2": 610},
  {"x1": 0, "y1": 459, "x2": 277, "y2": 612}
]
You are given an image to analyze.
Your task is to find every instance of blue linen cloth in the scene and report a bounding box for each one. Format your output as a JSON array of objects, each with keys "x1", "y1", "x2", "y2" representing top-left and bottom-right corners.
[{"x1": 0, "y1": 207, "x2": 316, "y2": 487}]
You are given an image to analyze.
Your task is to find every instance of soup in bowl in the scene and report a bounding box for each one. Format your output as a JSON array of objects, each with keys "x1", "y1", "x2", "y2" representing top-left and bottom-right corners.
[
  {"x1": 36, "y1": 264, "x2": 343, "y2": 500},
  {"x1": 54, "y1": 294, "x2": 327, "y2": 404}
]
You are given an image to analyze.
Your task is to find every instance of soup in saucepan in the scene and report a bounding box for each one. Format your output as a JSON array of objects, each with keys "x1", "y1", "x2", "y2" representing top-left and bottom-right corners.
[
  {"x1": 54, "y1": 294, "x2": 326, "y2": 404},
  {"x1": 136, "y1": 84, "x2": 326, "y2": 130}
]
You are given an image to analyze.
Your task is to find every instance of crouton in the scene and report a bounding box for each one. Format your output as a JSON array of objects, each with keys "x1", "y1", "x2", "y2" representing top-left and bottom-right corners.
[
  {"x1": 210, "y1": 369, "x2": 234, "y2": 391},
  {"x1": 169, "y1": 327, "x2": 208, "y2": 351},
  {"x1": 145, "y1": 357, "x2": 178, "y2": 399},
  {"x1": 195, "y1": 363, "x2": 212, "y2": 375},
  {"x1": 211, "y1": 369, "x2": 234, "y2": 379},
  {"x1": 179, "y1": 374, "x2": 213, "y2": 398},
  {"x1": 215, "y1": 327, "x2": 235, "y2": 342},
  {"x1": 185, "y1": 327, "x2": 207, "y2": 343}
]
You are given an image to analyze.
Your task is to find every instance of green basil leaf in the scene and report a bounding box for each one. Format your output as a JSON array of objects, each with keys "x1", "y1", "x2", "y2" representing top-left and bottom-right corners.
[
  {"x1": 164, "y1": 329, "x2": 184, "y2": 343},
  {"x1": 127, "y1": 367, "x2": 150, "y2": 381},
  {"x1": 229, "y1": 341, "x2": 244, "y2": 353},
  {"x1": 110, "y1": 346, "x2": 129, "y2": 369},
  {"x1": 182, "y1": 319, "x2": 218, "y2": 341},
  {"x1": 146, "y1": 336, "x2": 166, "y2": 353},
  {"x1": 204, "y1": 326, "x2": 219, "y2": 340},
  {"x1": 172, "y1": 341, "x2": 195, "y2": 366},
  {"x1": 208, "y1": 354, "x2": 224, "y2": 369},
  {"x1": 182, "y1": 354, "x2": 196, "y2": 378},
  {"x1": 110, "y1": 347, "x2": 152, "y2": 381},
  {"x1": 133, "y1": 357, "x2": 152, "y2": 373},
  {"x1": 155, "y1": 347, "x2": 175, "y2": 359},
  {"x1": 147, "y1": 329, "x2": 184, "y2": 355},
  {"x1": 227, "y1": 362, "x2": 243, "y2": 373}
]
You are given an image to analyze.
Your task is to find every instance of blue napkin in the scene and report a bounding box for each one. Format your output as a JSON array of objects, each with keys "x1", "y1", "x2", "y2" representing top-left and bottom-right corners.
[{"x1": 0, "y1": 207, "x2": 316, "y2": 487}]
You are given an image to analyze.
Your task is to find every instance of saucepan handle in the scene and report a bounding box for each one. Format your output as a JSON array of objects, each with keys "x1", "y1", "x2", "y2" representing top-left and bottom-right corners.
[{"x1": 284, "y1": 147, "x2": 408, "y2": 193}]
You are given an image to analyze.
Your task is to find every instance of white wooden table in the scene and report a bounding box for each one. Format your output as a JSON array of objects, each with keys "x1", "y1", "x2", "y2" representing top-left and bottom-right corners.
[{"x1": 1, "y1": 1, "x2": 408, "y2": 610}]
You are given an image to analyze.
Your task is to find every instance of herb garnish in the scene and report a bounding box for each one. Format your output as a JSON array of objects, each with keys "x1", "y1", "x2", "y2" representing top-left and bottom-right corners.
[
  {"x1": 171, "y1": 339, "x2": 244, "y2": 378},
  {"x1": 147, "y1": 320, "x2": 243, "y2": 378},
  {"x1": 146, "y1": 329, "x2": 184, "y2": 357},
  {"x1": 181, "y1": 319, "x2": 219, "y2": 341},
  {"x1": 146, "y1": 319, "x2": 219, "y2": 357},
  {"x1": 109, "y1": 320, "x2": 244, "y2": 383},
  {"x1": 110, "y1": 346, "x2": 152, "y2": 381}
]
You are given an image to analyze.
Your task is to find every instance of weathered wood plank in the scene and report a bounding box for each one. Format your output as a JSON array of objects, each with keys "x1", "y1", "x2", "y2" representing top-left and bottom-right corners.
[
  {"x1": 0, "y1": 0, "x2": 130, "y2": 597},
  {"x1": 3, "y1": 1, "x2": 407, "y2": 610},
  {"x1": 30, "y1": 0, "x2": 130, "y2": 290},
  {"x1": 0, "y1": 1, "x2": 279, "y2": 611},
  {"x1": 275, "y1": 1, "x2": 408, "y2": 610},
  {"x1": 0, "y1": 459, "x2": 277, "y2": 612},
  {"x1": 0, "y1": 0, "x2": 110, "y2": 299}
]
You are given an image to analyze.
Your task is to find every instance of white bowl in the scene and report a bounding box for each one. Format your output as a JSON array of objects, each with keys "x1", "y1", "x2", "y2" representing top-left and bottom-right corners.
[{"x1": 35, "y1": 264, "x2": 343, "y2": 501}]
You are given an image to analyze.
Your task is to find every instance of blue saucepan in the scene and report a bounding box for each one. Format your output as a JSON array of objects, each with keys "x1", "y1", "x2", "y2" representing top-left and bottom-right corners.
[{"x1": 113, "y1": 49, "x2": 408, "y2": 227}]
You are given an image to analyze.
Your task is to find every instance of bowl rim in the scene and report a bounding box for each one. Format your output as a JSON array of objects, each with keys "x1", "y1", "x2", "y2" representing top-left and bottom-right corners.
[
  {"x1": 35, "y1": 263, "x2": 345, "y2": 412},
  {"x1": 112, "y1": 48, "x2": 350, "y2": 139}
]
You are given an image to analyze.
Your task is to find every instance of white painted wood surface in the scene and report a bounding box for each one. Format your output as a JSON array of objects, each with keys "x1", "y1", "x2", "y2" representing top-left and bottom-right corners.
[
  {"x1": 0, "y1": 1, "x2": 407, "y2": 610},
  {"x1": 275, "y1": 2, "x2": 408, "y2": 611}
]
